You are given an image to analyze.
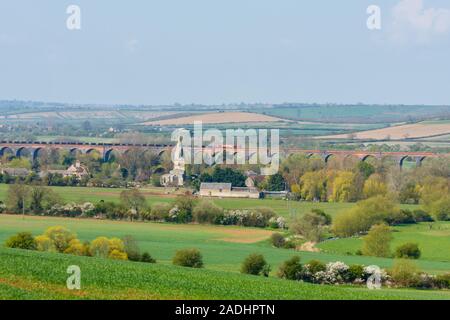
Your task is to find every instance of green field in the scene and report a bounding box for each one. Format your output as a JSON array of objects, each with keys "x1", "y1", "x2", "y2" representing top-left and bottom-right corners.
[
  {"x1": 1, "y1": 215, "x2": 449, "y2": 275},
  {"x1": 2, "y1": 248, "x2": 450, "y2": 300},
  {"x1": 318, "y1": 222, "x2": 450, "y2": 262},
  {"x1": 0, "y1": 184, "x2": 421, "y2": 218}
]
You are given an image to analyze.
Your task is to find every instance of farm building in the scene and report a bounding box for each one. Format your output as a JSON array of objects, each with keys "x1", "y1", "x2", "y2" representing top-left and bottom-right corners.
[
  {"x1": 40, "y1": 161, "x2": 89, "y2": 179},
  {"x1": 199, "y1": 182, "x2": 261, "y2": 199},
  {"x1": 0, "y1": 167, "x2": 30, "y2": 177}
]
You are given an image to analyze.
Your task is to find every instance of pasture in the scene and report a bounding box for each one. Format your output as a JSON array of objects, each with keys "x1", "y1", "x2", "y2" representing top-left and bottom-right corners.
[
  {"x1": 1, "y1": 215, "x2": 449, "y2": 275},
  {"x1": 0, "y1": 185, "x2": 421, "y2": 218}
]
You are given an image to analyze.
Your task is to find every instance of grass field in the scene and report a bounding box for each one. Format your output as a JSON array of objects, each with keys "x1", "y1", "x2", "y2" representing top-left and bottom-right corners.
[
  {"x1": 0, "y1": 185, "x2": 421, "y2": 218},
  {"x1": 318, "y1": 222, "x2": 450, "y2": 262},
  {"x1": 2, "y1": 248, "x2": 450, "y2": 300},
  {"x1": 1, "y1": 215, "x2": 449, "y2": 275}
]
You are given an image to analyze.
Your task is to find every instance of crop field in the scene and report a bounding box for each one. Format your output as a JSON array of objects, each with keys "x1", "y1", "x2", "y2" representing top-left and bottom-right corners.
[
  {"x1": 252, "y1": 105, "x2": 450, "y2": 124},
  {"x1": 141, "y1": 112, "x2": 284, "y2": 126},
  {"x1": 2, "y1": 248, "x2": 450, "y2": 300},
  {"x1": 322, "y1": 121, "x2": 450, "y2": 140}
]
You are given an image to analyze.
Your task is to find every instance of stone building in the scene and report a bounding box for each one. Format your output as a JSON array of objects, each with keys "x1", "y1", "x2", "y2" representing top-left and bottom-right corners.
[
  {"x1": 160, "y1": 137, "x2": 185, "y2": 187},
  {"x1": 199, "y1": 182, "x2": 261, "y2": 199}
]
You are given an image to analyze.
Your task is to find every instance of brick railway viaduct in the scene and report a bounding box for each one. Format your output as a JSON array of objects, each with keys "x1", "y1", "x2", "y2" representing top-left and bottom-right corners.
[{"x1": 0, "y1": 141, "x2": 446, "y2": 168}]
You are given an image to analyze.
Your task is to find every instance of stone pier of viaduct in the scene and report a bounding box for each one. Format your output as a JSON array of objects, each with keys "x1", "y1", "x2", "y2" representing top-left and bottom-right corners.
[{"x1": 0, "y1": 141, "x2": 446, "y2": 168}]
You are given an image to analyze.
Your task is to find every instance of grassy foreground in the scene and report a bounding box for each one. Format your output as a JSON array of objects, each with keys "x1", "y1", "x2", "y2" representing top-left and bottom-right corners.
[{"x1": 1, "y1": 248, "x2": 450, "y2": 300}]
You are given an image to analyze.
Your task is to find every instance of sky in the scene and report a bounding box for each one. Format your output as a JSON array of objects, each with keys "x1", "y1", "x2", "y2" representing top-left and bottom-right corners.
[{"x1": 0, "y1": 0, "x2": 450, "y2": 106}]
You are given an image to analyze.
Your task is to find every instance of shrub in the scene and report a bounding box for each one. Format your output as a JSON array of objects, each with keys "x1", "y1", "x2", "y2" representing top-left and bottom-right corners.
[
  {"x1": 5, "y1": 232, "x2": 37, "y2": 250},
  {"x1": 193, "y1": 200, "x2": 223, "y2": 224},
  {"x1": 277, "y1": 256, "x2": 303, "y2": 280},
  {"x1": 290, "y1": 211, "x2": 330, "y2": 242},
  {"x1": 149, "y1": 202, "x2": 171, "y2": 221},
  {"x1": 241, "y1": 254, "x2": 270, "y2": 277},
  {"x1": 390, "y1": 259, "x2": 420, "y2": 288},
  {"x1": 64, "y1": 239, "x2": 85, "y2": 256},
  {"x1": 90, "y1": 237, "x2": 111, "y2": 258},
  {"x1": 109, "y1": 249, "x2": 128, "y2": 260},
  {"x1": 412, "y1": 210, "x2": 433, "y2": 223},
  {"x1": 270, "y1": 233, "x2": 286, "y2": 248},
  {"x1": 141, "y1": 252, "x2": 156, "y2": 263},
  {"x1": 0, "y1": 202, "x2": 6, "y2": 213},
  {"x1": 429, "y1": 197, "x2": 450, "y2": 221},
  {"x1": 307, "y1": 260, "x2": 326, "y2": 274},
  {"x1": 44, "y1": 226, "x2": 76, "y2": 253},
  {"x1": 362, "y1": 224, "x2": 392, "y2": 258},
  {"x1": 434, "y1": 274, "x2": 450, "y2": 289},
  {"x1": 172, "y1": 196, "x2": 198, "y2": 223},
  {"x1": 395, "y1": 243, "x2": 421, "y2": 259},
  {"x1": 173, "y1": 248, "x2": 203, "y2": 268},
  {"x1": 347, "y1": 264, "x2": 365, "y2": 282},
  {"x1": 35, "y1": 235, "x2": 55, "y2": 252}
]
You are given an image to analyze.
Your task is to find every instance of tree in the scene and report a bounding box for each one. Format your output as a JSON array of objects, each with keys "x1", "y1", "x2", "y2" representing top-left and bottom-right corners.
[
  {"x1": 122, "y1": 235, "x2": 141, "y2": 261},
  {"x1": 44, "y1": 226, "x2": 77, "y2": 253},
  {"x1": 329, "y1": 171, "x2": 358, "y2": 202},
  {"x1": 264, "y1": 173, "x2": 286, "y2": 191},
  {"x1": 390, "y1": 259, "x2": 420, "y2": 287},
  {"x1": 290, "y1": 210, "x2": 330, "y2": 242},
  {"x1": 6, "y1": 183, "x2": 30, "y2": 214},
  {"x1": 241, "y1": 254, "x2": 270, "y2": 277},
  {"x1": 362, "y1": 224, "x2": 392, "y2": 258},
  {"x1": 357, "y1": 161, "x2": 375, "y2": 180},
  {"x1": 172, "y1": 196, "x2": 197, "y2": 223},
  {"x1": 299, "y1": 170, "x2": 327, "y2": 201},
  {"x1": 333, "y1": 196, "x2": 399, "y2": 237},
  {"x1": 120, "y1": 189, "x2": 146, "y2": 220},
  {"x1": 29, "y1": 186, "x2": 61, "y2": 214},
  {"x1": 363, "y1": 174, "x2": 388, "y2": 199}
]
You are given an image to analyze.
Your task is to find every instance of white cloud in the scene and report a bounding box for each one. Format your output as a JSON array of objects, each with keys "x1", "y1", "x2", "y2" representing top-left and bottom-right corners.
[{"x1": 389, "y1": 0, "x2": 450, "y2": 44}]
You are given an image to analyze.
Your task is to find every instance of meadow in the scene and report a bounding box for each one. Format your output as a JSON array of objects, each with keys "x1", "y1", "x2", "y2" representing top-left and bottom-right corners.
[
  {"x1": 2, "y1": 247, "x2": 450, "y2": 300},
  {"x1": 1, "y1": 214, "x2": 449, "y2": 275},
  {"x1": 0, "y1": 184, "x2": 420, "y2": 218}
]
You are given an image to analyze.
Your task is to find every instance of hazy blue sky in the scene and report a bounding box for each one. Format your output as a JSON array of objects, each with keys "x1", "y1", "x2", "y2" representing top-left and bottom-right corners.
[{"x1": 1, "y1": 0, "x2": 450, "y2": 105}]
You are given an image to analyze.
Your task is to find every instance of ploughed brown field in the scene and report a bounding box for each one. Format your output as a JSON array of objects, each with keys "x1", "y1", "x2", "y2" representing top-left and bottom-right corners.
[
  {"x1": 141, "y1": 112, "x2": 284, "y2": 125},
  {"x1": 322, "y1": 122, "x2": 450, "y2": 140}
]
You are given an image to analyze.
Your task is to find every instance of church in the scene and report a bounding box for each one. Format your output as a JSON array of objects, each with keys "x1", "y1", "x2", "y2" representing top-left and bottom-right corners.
[{"x1": 160, "y1": 137, "x2": 185, "y2": 187}]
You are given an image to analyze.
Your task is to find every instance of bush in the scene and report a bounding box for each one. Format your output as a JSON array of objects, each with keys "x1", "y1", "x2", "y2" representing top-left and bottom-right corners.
[
  {"x1": 270, "y1": 233, "x2": 286, "y2": 248},
  {"x1": 172, "y1": 248, "x2": 203, "y2": 268},
  {"x1": 241, "y1": 254, "x2": 270, "y2": 277},
  {"x1": 290, "y1": 211, "x2": 330, "y2": 242},
  {"x1": 35, "y1": 235, "x2": 55, "y2": 252},
  {"x1": 429, "y1": 197, "x2": 450, "y2": 221},
  {"x1": 277, "y1": 256, "x2": 303, "y2": 280},
  {"x1": 412, "y1": 210, "x2": 433, "y2": 223},
  {"x1": 193, "y1": 200, "x2": 223, "y2": 224},
  {"x1": 434, "y1": 274, "x2": 450, "y2": 289},
  {"x1": 390, "y1": 259, "x2": 420, "y2": 288},
  {"x1": 5, "y1": 232, "x2": 37, "y2": 250},
  {"x1": 307, "y1": 260, "x2": 326, "y2": 274},
  {"x1": 362, "y1": 224, "x2": 392, "y2": 258},
  {"x1": 149, "y1": 202, "x2": 171, "y2": 221},
  {"x1": 44, "y1": 226, "x2": 76, "y2": 253},
  {"x1": 347, "y1": 264, "x2": 365, "y2": 282},
  {"x1": 395, "y1": 243, "x2": 421, "y2": 259},
  {"x1": 141, "y1": 252, "x2": 156, "y2": 263},
  {"x1": 90, "y1": 236, "x2": 111, "y2": 258},
  {"x1": 172, "y1": 196, "x2": 198, "y2": 223},
  {"x1": 64, "y1": 239, "x2": 85, "y2": 256}
]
